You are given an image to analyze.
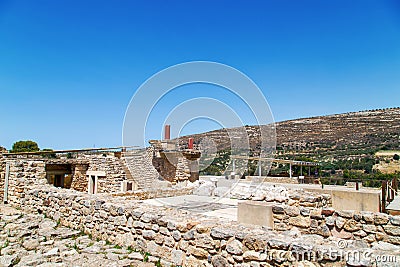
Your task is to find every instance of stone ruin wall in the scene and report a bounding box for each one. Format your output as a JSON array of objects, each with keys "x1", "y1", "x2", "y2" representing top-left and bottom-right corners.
[
  {"x1": 78, "y1": 154, "x2": 128, "y2": 193},
  {"x1": 152, "y1": 154, "x2": 192, "y2": 184},
  {"x1": 0, "y1": 158, "x2": 46, "y2": 205},
  {"x1": 271, "y1": 203, "x2": 400, "y2": 245},
  {"x1": 0, "y1": 154, "x2": 197, "y2": 202},
  {"x1": 2, "y1": 156, "x2": 400, "y2": 265},
  {"x1": 17, "y1": 185, "x2": 400, "y2": 266},
  {"x1": 0, "y1": 156, "x2": 5, "y2": 202},
  {"x1": 112, "y1": 187, "x2": 195, "y2": 200}
]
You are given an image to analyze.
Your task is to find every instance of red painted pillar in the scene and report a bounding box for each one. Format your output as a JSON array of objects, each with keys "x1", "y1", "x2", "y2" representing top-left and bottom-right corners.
[
  {"x1": 188, "y1": 138, "x2": 194, "y2": 149},
  {"x1": 164, "y1": 125, "x2": 170, "y2": 140}
]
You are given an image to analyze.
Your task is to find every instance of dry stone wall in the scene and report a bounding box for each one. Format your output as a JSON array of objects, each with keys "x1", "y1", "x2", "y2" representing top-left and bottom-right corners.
[
  {"x1": 0, "y1": 157, "x2": 5, "y2": 202},
  {"x1": 80, "y1": 154, "x2": 127, "y2": 193},
  {"x1": 2, "y1": 159, "x2": 46, "y2": 204},
  {"x1": 21, "y1": 185, "x2": 396, "y2": 266},
  {"x1": 112, "y1": 187, "x2": 195, "y2": 200},
  {"x1": 271, "y1": 203, "x2": 400, "y2": 245}
]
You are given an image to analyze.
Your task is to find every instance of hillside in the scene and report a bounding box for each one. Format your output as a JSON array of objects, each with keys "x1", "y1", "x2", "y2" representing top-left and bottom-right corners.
[{"x1": 176, "y1": 107, "x2": 400, "y2": 176}]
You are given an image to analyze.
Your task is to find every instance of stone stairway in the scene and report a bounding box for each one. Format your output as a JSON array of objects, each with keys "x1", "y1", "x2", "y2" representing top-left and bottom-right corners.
[{"x1": 122, "y1": 148, "x2": 160, "y2": 189}]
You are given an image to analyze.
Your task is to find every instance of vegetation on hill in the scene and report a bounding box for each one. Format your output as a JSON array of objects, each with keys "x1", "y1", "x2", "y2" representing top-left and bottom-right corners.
[{"x1": 184, "y1": 108, "x2": 400, "y2": 187}]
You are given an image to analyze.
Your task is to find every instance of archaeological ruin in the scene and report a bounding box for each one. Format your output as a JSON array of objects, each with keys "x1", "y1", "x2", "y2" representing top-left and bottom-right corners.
[{"x1": 1, "y1": 126, "x2": 399, "y2": 266}]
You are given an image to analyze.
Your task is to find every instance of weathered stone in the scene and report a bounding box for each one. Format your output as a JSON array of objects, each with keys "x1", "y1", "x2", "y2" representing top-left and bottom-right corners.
[
  {"x1": 211, "y1": 255, "x2": 229, "y2": 267},
  {"x1": 383, "y1": 225, "x2": 400, "y2": 236},
  {"x1": 226, "y1": 239, "x2": 243, "y2": 255},
  {"x1": 362, "y1": 224, "x2": 377, "y2": 233},
  {"x1": 243, "y1": 251, "x2": 261, "y2": 261},
  {"x1": 171, "y1": 249, "x2": 185, "y2": 265},
  {"x1": 325, "y1": 216, "x2": 335, "y2": 227},
  {"x1": 289, "y1": 216, "x2": 311, "y2": 228},
  {"x1": 188, "y1": 246, "x2": 208, "y2": 258},
  {"x1": 164, "y1": 236, "x2": 175, "y2": 247},
  {"x1": 310, "y1": 209, "x2": 322, "y2": 220},
  {"x1": 353, "y1": 230, "x2": 367, "y2": 237},
  {"x1": 243, "y1": 235, "x2": 267, "y2": 251},
  {"x1": 183, "y1": 230, "x2": 195, "y2": 240},
  {"x1": 336, "y1": 210, "x2": 354, "y2": 219},
  {"x1": 211, "y1": 228, "x2": 234, "y2": 239},
  {"x1": 300, "y1": 208, "x2": 310, "y2": 217},
  {"x1": 374, "y1": 213, "x2": 389, "y2": 225},
  {"x1": 360, "y1": 211, "x2": 374, "y2": 223},
  {"x1": 353, "y1": 213, "x2": 362, "y2": 221},
  {"x1": 363, "y1": 234, "x2": 376, "y2": 243},
  {"x1": 142, "y1": 230, "x2": 156, "y2": 240},
  {"x1": 128, "y1": 252, "x2": 143, "y2": 260},
  {"x1": 389, "y1": 216, "x2": 400, "y2": 226},
  {"x1": 372, "y1": 241, "x2": 399, "y2": 251},
  {"x1": 331, "y1": 228, "x2": 352, "y2": 239},
  {"x1": 343, "y1": 219, "x2": 361, "y2": 232},
  {"x1": 321, "y1": 207, "x2": 335, "y2": 216},
  {"x1": 272, "y1": 205, "x2": 285, "y2": 214},
  {"x1": 22, "y1": 238, "x2": 39, "y2": 250},
  {"x1": 317, "y1": 225, "x2": 331, "y2": 237},
  {"x1": 268, "y1": 238, "x2": 289, "y2": 249},
  {"x1": 195, "y1": 224, "x2": 210, "y2": 233},
  {"x1": 196, "y1": 234, "x2": 214, "y2": 249},
  {"x1": 285, "y1": 206, "x2": 299, "y2": 217},
  {"x1": 44, "y1": 247, "x2": 59, "y2": 257},
  {"x1": 0, "y1": 255, "x2": 20, "y2": 267},
  {"x1": 133, "y1": 221, "x2": 145, "y2": 229},
  {"x1": 172, "y1": 230, "x2": 181, "y2": 241},
  {"x1": 335, "y1": 217, "x2": 346, "y2": 229}
]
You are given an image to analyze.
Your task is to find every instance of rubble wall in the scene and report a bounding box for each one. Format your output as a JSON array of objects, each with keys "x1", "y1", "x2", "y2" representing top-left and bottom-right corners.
[
  {"x1": 271, "y1": 203, "x2": 400, "y2": 245},
  {"x1": 17, "y1": 185, "x2": 400, "y2": 266},
  {"x1": 0, "y1": 156, "x2": 6, "y2": 202},
  {"x1": 3, "y1": 159, "x2": 46, "y2": 204},
  {"x1": 111, "y1": 187, "x2": 194, "y2": 200},
  {"x1": 80, "y1": 154, "x2": 127, "y2": 193}
]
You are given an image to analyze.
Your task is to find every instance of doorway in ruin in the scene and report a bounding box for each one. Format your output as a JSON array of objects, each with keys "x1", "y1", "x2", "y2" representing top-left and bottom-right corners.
[
  {"x1": 45, "y1": 164, "x2": 73, "y2": 188},
  {"x1": 86, "y1": 171, "x2": 105, "y2": 194}
]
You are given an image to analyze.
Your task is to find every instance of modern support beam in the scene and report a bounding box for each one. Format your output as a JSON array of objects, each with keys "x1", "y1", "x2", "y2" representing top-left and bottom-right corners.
[
  {"x1": 258, "y1": 161, "x2": 262, "y2": 178},
  {"x1": 289, "y1": 163, "x2": 292, "y2": 179},
  {"x1": 232, "y1": 159, "x2": 236, "y2": 173}
]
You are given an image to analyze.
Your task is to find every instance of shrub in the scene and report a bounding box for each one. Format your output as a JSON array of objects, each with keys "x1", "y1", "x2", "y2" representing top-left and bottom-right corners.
[{"x1": 11, "y1": 140, "x2": 39, "y2": 153}]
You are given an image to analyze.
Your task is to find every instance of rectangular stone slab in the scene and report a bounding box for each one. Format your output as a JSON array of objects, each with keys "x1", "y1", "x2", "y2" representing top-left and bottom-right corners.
[{"x1": 237, "y1": 200, "x2": 274, "y2": 228}]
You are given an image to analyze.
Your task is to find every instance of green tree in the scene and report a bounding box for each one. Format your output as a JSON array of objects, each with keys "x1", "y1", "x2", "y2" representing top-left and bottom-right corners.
[
  {"x1": 11, "y1": 140, "x2": 39, "y2": 153},
  {"x1": 394, "y1": 154, "x2": 399, "y2": 161},
  {"x1": 41, "y1": 148, "x2": 56, "y2": 158}
]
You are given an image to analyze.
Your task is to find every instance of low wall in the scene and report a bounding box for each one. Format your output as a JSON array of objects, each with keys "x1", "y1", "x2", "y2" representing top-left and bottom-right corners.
[
  {"x1": 17, "y1": 185, "x2": 377, "y2": 266},
  {"x1": 271, "y1": 203, "x2": 400, "y2": 245},
  {"x1": 305, "y1": 187, "x2": 381, "y2": 212},
  {"x1": 112, "y1": 187, "x2": 195, "y2": 200}
]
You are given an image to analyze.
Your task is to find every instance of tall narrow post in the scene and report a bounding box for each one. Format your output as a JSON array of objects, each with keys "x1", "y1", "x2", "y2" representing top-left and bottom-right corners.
[
  {"x1": 188, "y1": 138, "x2": 194, "y2": 149},
  {"x1": 289, "y1": 163, "x2": 292, "y2": 179},
  {"x1": 258, "y1": 161, "x2": 262, "y2": 178},
  {"x1": 164, "y1": 125, "x2": 171, "y2": 140},
  {"x1": 382, "y1": 180, "x2": 387, "y2": 213},
  {"x1": 3, "y1": 163, "x2": 10, "y2": 204},
  {"x1": 232, "y1": 159, "x2": 236, "y2": 172}
]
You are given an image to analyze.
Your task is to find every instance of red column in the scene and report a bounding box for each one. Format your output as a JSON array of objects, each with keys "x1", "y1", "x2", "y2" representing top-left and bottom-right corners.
[
  {"x1": 188, "y1": 138, "x2": 194, "y2": 149},
  {"x1": 164, "y1": 125, "x2": 170, "y2": 140}
]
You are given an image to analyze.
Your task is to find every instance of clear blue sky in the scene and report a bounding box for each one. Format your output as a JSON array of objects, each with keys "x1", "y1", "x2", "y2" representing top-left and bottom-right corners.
[{"x1": 1, "y1": 0, "x2": 399, "y2": 150}]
